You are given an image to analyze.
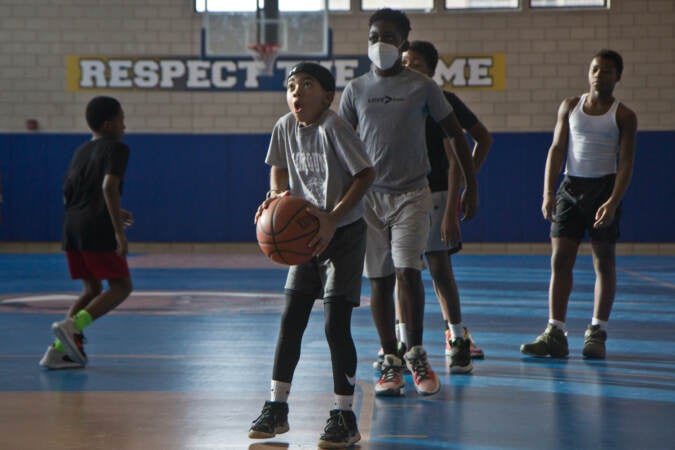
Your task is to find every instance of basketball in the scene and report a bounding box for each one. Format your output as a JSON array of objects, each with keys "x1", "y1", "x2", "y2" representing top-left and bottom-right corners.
[{"x1": 256, "y1": 195, "x2": 320, "y2": 265}]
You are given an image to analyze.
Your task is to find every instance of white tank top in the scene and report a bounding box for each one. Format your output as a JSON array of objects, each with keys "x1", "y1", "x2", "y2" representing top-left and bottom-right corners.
[{"x1": 565, "y1": 93, "x2": 620, "y2": 178}]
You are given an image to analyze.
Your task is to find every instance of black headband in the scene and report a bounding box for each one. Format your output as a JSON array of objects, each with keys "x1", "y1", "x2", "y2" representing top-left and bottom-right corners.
[{"x1": 287, "y1": 62, "x2": 336, "y2": 92}]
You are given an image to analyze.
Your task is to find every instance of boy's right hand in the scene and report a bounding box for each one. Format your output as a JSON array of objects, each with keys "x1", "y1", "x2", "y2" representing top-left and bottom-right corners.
[
  {"x1": 460, "y1": 183, "x2": 479, "y2": 221},
  {"x1": 115, "y1": 232, "x2": 128, "y2": 256},
  {"x1": 541, "y1": 193, "x2": 555, "y2": 221},
  {"x1": 254, "y1": 190, "x2": 289, "y2": 224}
]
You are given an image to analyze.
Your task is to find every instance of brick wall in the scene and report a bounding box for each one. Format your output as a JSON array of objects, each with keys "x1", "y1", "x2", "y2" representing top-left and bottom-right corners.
[{"x1": 1, "y1": 0, "x2": 673, "y2": 133}]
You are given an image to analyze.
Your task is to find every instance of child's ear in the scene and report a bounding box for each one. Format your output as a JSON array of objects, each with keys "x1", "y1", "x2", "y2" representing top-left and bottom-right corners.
[
  {"x1": 101, "y1": 120, "x2": 113, "y2": 132},
  {"x1": 324, "y1": 91, "x2": 335, "y2": 106}
]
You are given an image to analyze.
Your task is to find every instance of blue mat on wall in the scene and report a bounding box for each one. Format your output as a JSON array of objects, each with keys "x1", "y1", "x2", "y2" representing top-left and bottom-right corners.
[{"x1": 1, "y1": 131, "x2": 673, "y2": 242}]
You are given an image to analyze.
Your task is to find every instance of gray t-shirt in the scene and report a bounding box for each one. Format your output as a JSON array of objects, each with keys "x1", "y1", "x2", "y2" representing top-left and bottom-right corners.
[
  {"x1": 266, "y1": 109, "x2": 373, "y2": 228},
  {"x1": 338, "y1": 68, "x2": 453, "y2": 194}
]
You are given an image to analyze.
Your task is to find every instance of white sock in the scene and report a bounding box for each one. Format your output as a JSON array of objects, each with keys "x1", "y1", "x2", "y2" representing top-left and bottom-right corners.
[
  {"x1": 333, "y1": 394, "x2": 353, "y2": 411},
  {"x1": 397, "y1": 322, "x2": 408, "y2": 345},
  {"x1": 270, "y1": 380, "x2": 291, "y2": 403},
  {"x1": 449, "y1": 323, "x2": 464, "y2": 341},
  {"x1": 548, "y1": 319, "x2": 566, "y2": 332},
  {"x1": 591, "y1": 318, "x2": 608, "y2": 330}
]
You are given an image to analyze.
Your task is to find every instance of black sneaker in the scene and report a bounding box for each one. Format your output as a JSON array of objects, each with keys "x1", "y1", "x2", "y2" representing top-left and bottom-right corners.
[
  {"x1": 520, "y1": 324, "x2": 569, "y2": 358},
  {"x1": 449, "y1": 337, "x2": 473, "y2": 374},
  {"x1": 248, "y1": 401, "x2": 289, "y2": 439},
  {"x1": 582, "y1": 325, "x2": 607, "y2": 359},
  {"x1": 317, "y1": 409, "x2": 361, "y2": 449}
]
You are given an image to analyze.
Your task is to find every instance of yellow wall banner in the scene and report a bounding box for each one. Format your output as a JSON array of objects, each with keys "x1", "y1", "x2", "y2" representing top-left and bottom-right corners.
[
  {"x1": 435, "y1": 54, "x2": 506, "y2": 90},
  {"x1": 66, "y1": 54, "x2": 506, "y2": 92}
]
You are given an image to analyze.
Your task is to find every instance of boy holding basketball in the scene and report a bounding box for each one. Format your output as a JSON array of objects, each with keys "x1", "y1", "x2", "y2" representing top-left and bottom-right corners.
[
  {"x1": 39, "y1": 96, "x2": 134, "y2": 370},
  {"x1": 249, "y1": 62, "x2": 374, "y2": 448},
  {"x1": 338, "y1": 8, "x2": 478, "y2": 396}
]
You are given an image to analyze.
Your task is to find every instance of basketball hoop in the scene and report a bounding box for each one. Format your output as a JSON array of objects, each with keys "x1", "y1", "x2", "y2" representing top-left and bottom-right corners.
[{"x1": 247, "y1": 43, "x2": 281, "y2": 77}]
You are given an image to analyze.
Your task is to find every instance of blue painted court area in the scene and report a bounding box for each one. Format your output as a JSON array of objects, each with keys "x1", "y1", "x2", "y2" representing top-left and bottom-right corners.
[{"x1": 1, "y1": 253, "x2": 674, "y2": 449}]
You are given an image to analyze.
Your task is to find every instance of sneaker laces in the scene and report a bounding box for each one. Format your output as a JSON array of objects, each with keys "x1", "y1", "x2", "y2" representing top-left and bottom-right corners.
[
  {"x1": 252, "y1": 402, "x2": 277, "y2": 426},
  {"x1": 379, "y1": 364, "x2": 400, "y2": 384},
  {"x1": 323, "y1": 411, "x2": 347, "y2": 437},
  {"x1": 74, "y1": 333, "x2": 87, "y2": 355},
  {"x1": 409, "y1": 354, "x2": 431, "y2": 381},
  {"x1": 539, "y1": 326, "x2": 565, "y2": 344}
]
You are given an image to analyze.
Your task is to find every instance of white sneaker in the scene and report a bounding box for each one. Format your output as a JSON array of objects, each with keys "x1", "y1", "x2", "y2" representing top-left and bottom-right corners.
[
  {"x1": 51, "y1": 319, "x2": 88, "y2": 365},
  {"x1": 39, "y1": 345, "x2": 83, "y2": 370},
  {"x1": 404, "y1": 346, "x2": 440, "y2": 396}
]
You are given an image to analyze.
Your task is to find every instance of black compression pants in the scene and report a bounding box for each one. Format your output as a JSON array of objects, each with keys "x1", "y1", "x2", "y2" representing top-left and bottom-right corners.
[{"x1": 272, "y1": 293, "x2": 357, "y2": 396}]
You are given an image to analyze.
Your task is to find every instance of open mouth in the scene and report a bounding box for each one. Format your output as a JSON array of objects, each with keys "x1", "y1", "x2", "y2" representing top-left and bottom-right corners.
[{"x1": 293, "y1": 101, "x2": 303, "y2": 113}]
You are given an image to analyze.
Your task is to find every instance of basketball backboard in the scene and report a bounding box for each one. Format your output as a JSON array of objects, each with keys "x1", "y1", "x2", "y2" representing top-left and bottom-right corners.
[{"x1": 202, "y1": 1, "x2": 329, "y2": 58}]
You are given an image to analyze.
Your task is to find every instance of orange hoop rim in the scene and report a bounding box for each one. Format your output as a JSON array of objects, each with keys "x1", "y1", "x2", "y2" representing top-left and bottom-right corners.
[
  {"x1": 247, "y1": 43, "x2": 281, "y2": 77},
  {"x1": 247, "y1": 43, "x2": 281, "y2": 55}
]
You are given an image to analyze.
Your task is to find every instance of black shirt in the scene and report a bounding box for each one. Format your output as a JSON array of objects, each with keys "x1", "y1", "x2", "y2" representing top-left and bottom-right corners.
[
  {"x1": 426, "y1": 91, "x2": 479, "y2": 192},
  {"x1": 62, "y1": 137, "x2": 130, "y2": 251}
]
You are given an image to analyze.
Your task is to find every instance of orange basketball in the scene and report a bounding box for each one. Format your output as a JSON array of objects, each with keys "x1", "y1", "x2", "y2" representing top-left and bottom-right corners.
[{"x1": 256, "y1": 195, "x2": 319, "y2": 265}]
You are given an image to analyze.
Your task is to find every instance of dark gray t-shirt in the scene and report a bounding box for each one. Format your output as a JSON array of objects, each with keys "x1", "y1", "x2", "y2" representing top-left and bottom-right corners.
[
  {"x1": 266, "y1": 109, "x2": 373, "y2": 228},
  {"x1": 338, "y1": 68, "x2": 453, "y2": 194}
]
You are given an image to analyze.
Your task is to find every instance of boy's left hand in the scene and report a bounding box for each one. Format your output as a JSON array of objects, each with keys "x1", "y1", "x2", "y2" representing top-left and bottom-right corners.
[
  {"x1": 441, "y1": 212, "x2": 461, "y2": 245},
  {"x1": 305, "y1": 207, "x2": 337, "y2": 256},
  {"x1": 593, "y1": 201, "x2": 617, "y2": 228},
  {"x1": 254, "y1": 191, "x2": 289, "y2": 224}
]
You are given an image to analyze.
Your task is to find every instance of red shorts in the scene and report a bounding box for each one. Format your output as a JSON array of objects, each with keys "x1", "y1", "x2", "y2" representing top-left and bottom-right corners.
[{"x1": 66, "y1": 250, "x2": 130, "y2": 280}]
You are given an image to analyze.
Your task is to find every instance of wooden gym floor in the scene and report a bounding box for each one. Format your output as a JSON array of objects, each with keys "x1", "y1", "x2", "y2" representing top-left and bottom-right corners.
[{"x1": 1, "y1": 249, "x2": 674, "y2": 449}]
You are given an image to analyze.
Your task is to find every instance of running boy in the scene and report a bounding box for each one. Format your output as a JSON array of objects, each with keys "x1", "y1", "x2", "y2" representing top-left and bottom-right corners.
[
  {"x1": 401, "y1": 40, "x2": 493, "y2": 373},
  {"x1": 40, "y1": 96, "x2": 133, "y2": 370},
  {"x1": 521, "y1": 49, "x2": 637, "y2": 360},
  {"x1": 248, "y1": 63, "x2": 374, "y2": 448},
  {"x1": 339, "y1": 9, "x2": 478, "y2": 396}
]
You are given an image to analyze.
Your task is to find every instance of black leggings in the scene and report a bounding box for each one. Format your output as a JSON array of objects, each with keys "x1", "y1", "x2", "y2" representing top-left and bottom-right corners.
[{"x1": 272, "y1": 293, "x2": 357, "y2": 396}]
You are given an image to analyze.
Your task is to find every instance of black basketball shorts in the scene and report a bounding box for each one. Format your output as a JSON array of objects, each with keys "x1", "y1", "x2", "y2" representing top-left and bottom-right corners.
[{"x1": 550, "y1": 174, "x2": 621, "y2": 244}]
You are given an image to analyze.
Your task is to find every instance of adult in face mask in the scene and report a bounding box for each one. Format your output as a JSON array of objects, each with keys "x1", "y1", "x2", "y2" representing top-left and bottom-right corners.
[
  {"x1": 338, "y1": 8, "x2": 479, "y2": 398},
  {"x1": 365, "y1": 15, "x2": 406, "y2": 74}
]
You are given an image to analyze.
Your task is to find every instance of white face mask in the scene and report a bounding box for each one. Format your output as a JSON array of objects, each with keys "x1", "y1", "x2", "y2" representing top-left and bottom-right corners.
[{"x1": 368, "y1": 42, "x2": 400, "y2": 71}]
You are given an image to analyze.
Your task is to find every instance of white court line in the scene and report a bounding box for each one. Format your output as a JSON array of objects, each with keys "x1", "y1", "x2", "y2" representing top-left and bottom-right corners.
[
  {"x1": 619, "y1": 267, "x2": 675, "y2": 290},
  {"x1": 0, "y1": 291, "x2": 284, "y2": 304}
]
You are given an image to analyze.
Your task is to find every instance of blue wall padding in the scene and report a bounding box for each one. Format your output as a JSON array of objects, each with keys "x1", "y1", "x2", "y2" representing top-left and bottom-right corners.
[{"x1": 0, "y1": 131, "x2": 672, "y2": 243}]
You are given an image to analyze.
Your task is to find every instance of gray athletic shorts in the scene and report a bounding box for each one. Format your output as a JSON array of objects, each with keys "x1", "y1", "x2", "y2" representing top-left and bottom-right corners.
[
  {"x1": 363, "y1": 186, "x2": 432, "y2": 278},
  {"x1": 284, "y1": 218, "x2": 366, "y2": 306},
  {"x1": 426, "y1": 190, "x2": 462, "y2": 255}
]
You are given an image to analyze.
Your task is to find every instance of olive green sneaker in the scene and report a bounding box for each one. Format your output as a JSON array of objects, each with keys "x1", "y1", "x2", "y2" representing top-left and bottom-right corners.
[
  {"x1": 520, "y1": 324, "x2": 569, "y2": 358},
  {"x1": 582, "y1": 325, "x2": 607, "y2": 359},
  {"x1": 448, "y1": 337, "x2": 473, "y2": 374}
]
